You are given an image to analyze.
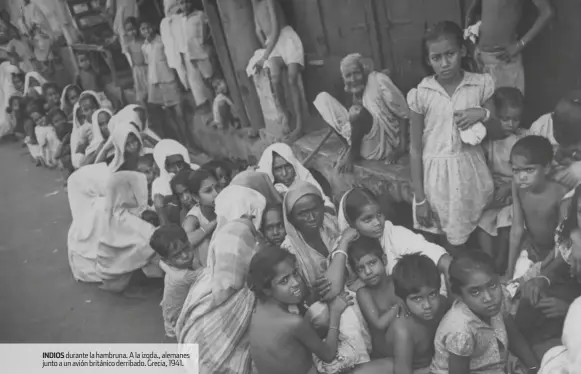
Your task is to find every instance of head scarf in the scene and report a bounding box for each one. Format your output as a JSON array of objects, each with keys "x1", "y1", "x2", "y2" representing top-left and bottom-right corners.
[
  {"x1": 230, "y1": 170, "x2": 282, "y2": 206},
  {"x1": 23, "y1": 71, "x2": 47, "y2": 96},
  {"x1": 283, "y1": 181, "x2": 340, "y2": 287},
  {"x1": 338, "y1": 188, "x2": 355, "y2": 232},
  {"x1": 563, "y1": 297, "x2": 581, "y2": 372},
  {"x1": 109, "y1": 104, "x2": 162, "y2": 144},
  {"x1": 257, "y1": 143, "x2": 334, "y2": 209},
  {"x1": 108, "y1": 124, "x2": 143, "y2": 172},
  {"x1": 214, "y1": 185, "x2": 267, "y2": 234},
  {"x1": 60, "y1": 84, "x2": 81, "y2": 111},
  {"x1": 85, "y1": 108, "x2": 113, "y2": 157},
  {"x1": 153, "y1": 139, "x2": 192, "y2": 181}
]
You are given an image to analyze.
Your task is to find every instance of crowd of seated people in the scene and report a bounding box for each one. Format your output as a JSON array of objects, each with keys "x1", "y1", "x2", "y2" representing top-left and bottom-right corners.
[{"x1": 2, "y1": 0, "x2": 581, "y2": 373}]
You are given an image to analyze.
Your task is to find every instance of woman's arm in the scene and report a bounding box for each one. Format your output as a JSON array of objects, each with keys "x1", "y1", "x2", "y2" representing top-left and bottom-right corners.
[
  {"x1": 323, "y1": 236, "x2": 350, "y2": 301},
  {"x1": 507, "y1": 181, "x2": 525, "y2": 279},
  {"x1": 260, "y1": 0, "x2": 280, "y2": 60},
  {"x1": 410, "y1": 110, "x2": 425, "y2": 200},
  {"x1": 183, "y1": 215, "x2": 217, "y2": 247}
]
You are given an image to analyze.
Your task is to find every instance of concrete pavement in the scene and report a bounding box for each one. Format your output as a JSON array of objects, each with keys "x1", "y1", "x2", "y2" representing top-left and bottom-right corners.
[{"x1": 0, "y1": 141, "x2": 169, "y2": 343}]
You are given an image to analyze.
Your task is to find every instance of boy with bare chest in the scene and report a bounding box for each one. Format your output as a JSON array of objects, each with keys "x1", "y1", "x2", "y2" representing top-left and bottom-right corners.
[
  {"x1": 248, "y1": 246, "x2": 352, "y2": 374},
  {"x1": 466, "y1": 0, "x2": 553, "y2": 93},
  {"x1": 350, "y1": 237, "x2": 400, "y2": 358},
  {"x1": 386, "y1": 254, "x2": 449, "y2": 374},
  {"x1": 251, "y1": 0, "x2": 305, "y2": 142},
  {"x1": 507, "y1": 135, "x2": 569, "y2": 279}
]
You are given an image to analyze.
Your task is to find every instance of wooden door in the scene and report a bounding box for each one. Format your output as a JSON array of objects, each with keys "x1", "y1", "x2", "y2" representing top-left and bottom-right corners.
[
  {"x1": 375, "y1": 0, "x2": 462, "y2": 93},
  {"x1": 288, "y1": 0, "x2": 384, "y2": 109}
]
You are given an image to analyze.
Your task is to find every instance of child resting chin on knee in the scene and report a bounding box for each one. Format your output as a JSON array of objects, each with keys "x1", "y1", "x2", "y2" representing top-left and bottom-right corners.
[{"x1": 149, "y1": 224, "x2": 202, "y2": 338}]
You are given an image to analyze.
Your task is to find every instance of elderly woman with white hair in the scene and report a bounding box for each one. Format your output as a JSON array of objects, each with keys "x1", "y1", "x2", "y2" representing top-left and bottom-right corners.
[{"x1": 314, "y1": 53, "x2": 410, "y2": 173}]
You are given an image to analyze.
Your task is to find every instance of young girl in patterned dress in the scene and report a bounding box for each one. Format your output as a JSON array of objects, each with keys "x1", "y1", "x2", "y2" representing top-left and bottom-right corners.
[
  {"x1": 123, "y1": 17, "x2": 148, "y2": 107},
  {"x1": 408, "y1": 21, "x2": 494, "y2": 253}
]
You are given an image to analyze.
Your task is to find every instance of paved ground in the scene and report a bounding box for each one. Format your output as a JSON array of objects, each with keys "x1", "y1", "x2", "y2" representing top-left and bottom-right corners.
[{"x1": 0, "y1": 141, "x2": 170, "y2": 343}]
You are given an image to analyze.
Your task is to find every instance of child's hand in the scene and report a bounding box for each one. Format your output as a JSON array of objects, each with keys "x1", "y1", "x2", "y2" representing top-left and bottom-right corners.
[
  {"x1": 492, "y1": 183, "x2": 512, "y2": 207},
  {"x1": 415, "y1": 200, "x2": 439, "y2": 229},
  {"x1": 453, "y1": 108, "x2": 486, "y2": 130},
  {"x1": 339, "y1": 228, "x2": 359, "y2": 245},
  {"x1": 329, "y1": 292, "x2": 353, "y2": 315}
]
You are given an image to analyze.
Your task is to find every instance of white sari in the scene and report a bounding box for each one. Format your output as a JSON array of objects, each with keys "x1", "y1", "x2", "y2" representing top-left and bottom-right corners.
[
  {"x1": 257, "y1": 142, "x2": 334, "y2": 210},
  {"x1": 67, "y1": 162, "x2": 111, "y2": 282},
  {"x1": 96, "y1": 125, "x2": 162, "y2": 289},
  {"x1": 152, "y1": 139, "x2": 198, "y2": 199}
]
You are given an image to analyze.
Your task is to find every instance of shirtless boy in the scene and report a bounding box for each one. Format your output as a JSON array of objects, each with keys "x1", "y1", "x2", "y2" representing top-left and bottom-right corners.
[
  {"x1": 251, "y1": 0, "x2": 305, "y2": 142},
  {"x1": 466, "y1": 0, "x2": 553, "y2": 93},
  {"x1": 248, "y1": 245, "x2": 351, "y2": 374},
  {"x1": 507, "y1": 135, "x2": 568, "y2": 279},
  {"x1": 387, "y1": 253, "x2": 449, "y2": 374},
  {"x1": 350, "y1": 237, "x2": 400, "y2": 358}
]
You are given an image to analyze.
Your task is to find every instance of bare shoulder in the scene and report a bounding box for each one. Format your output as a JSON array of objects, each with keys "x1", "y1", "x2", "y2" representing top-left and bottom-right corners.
[{"x1": 549, "y1": 180, "x2": 570, "y2": 200}]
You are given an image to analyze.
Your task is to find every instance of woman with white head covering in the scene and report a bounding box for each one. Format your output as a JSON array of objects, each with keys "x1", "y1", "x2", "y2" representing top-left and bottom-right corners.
[
  {"x1": 0, "y1": 60, "x2": 21, "y2": 138},
  {"x1": 78, "y1": 108, "x2": 113, "y2": 167},
  {"x1": 538, "y1": 296, "x2": 581, "y2": 374},
  {"x1": 152, "y1": 139, "x2": 199, "y2": 225},
  {"x1": 60, "y1": 84, "x2": 82, "y2": 120},
  {"x1": 257, "y1": 142, "x2": 335, "y2": 211},
  {"x1": 313, "y1": 53, "x2": 409, "y2": 173},
  {"x1": 96, "y1": 124, "x2": 163, "y2": 293},
  {"x1": 23, "y1": 70, "x2": 47, "y2": 96},
  {"x1": 175, "y1": 172, "x2": 281, "y2": 374}
]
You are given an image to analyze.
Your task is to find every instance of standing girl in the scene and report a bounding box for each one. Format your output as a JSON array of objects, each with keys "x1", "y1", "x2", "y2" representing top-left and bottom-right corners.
[
  {"x1": 180, "y1": 169, "x2": 220, "y2": 268},
  {"x1": 140, "y1": 19, "x2": 192, "y2": 147},
  {"x1": 123, "y1": 17, "x2": 148, "y2": 107},
  {"x1": 431, "y1": 251, "x2": 539, "y2": 374},
  {"x1": 408, "y1": 21, "x2": 494, "y2": 252}
]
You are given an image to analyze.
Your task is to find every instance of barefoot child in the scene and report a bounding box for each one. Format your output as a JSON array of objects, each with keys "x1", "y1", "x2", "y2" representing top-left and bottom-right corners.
[
  {"x1": 251, "y1": 0, "x2": 305, "y2": 142},
  {"x1": 430, "y1": 251, "x2": 539, "y2": 374},
  {"x1": 507, "y1": 135, "x2": 568, "y2": 280},
  {"x1": 408, "y1": 21, "x2": 494, "y2": 253},
  {"x1": 49, "y1": 108, "x2": 74, "y2": 181},
  {"x1": 31, "y1": 106, "x2": 60, "y2": 168},
  {"x1": 478, "y1": 87, "x2": 526, "y2": 271},
  {"x1": 248, "y1": 245, "x2": 352, "y2": 374},
  {"x1": 149, "y1": 224, "x2": 201, "y2": 338},
  {"x1": 350, "y1": 236, "x2": 400, "y2": 358},
  {"x1": 261, "y1": 203, "x2": 287, "y2": 247},
  {"x1": 466, "y1": 0, "x2": 553, "y2": 93},
  {"x1": 140, "y1": 19, "x2": 192, "y2": 146},
  {"x1": 388, "y1": 253, "x2": 449, "y2": 374}
]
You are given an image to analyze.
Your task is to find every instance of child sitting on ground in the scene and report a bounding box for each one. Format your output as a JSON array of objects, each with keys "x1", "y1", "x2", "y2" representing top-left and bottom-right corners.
[
  {"x1": 202, "y1": 159, "x2": 234, "y2": 189},
  {"x1": 31, "y1": 106, "x2": 60, "y2": 168},
  {"x1": 478, "y1": 87, "x2": 526, "y2": 272},
  {"x1": 23, "y1": 98, "x2": 44, "y2": 166},
  {"x1": 180, "y1": 169, "x2": 220, "y2": 268},
  {"x1": 248, "y1": 245, "x2": 352, "y2": 374},
  {"x1": 507, "y1": 136, "x2": 568, "y2": 280},
  {"x1": 351, "y1": 236, "x2": 400, "y2": 358},
  {"x1": 49, "y1": 109, "x2": 74, "y2": 182},
  {"x1": 60, "y1": 84, "x2": 82, "y2": 122},
  {"x1": 137, "y1": 154, "x2": 157, "y2": 207},
  {"x1": 387, "y1": 253, "x2": 449, "y2": 374},
  {"x1": 430, "y1": 251, "x2": 539, "y2": 374},
  {"x1": 6, "y1": 95, "x2": 23, "y2": 139},
  {"x1": 261, "y1": 203, "x2": 286, "y2": 247},
  {"x1": 169, "y1": 169, "x2": 197, "y2": 223},
  {"x1": 150, "y1": 224, "x2": 201, "y2": 338},
  {"x1": 42, "y1": 82, "x2": 60, "y2": 112}
]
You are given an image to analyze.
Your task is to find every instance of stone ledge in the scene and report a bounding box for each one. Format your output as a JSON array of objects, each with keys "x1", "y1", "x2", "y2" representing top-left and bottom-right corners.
[{"x1": 187, "y1": 110, "x2": 413, "y2": 206}]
